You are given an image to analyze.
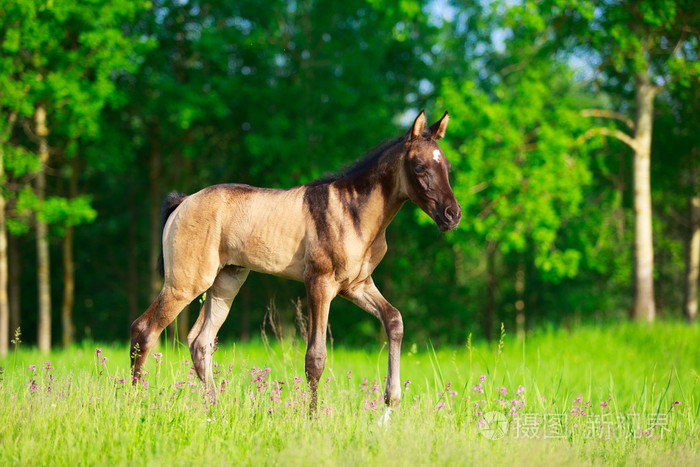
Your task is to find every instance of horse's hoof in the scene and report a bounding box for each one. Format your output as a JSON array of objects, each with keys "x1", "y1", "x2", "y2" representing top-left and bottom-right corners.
[{"x1": 378, "y1": 407, "x2": 392, "y2": 427}]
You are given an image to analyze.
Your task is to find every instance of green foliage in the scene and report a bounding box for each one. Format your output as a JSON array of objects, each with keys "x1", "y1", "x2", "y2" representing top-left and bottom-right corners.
[
  {"x1": 438, "y1": 43, "x2": 592, "y2": 283},
  {"x1": 7, "y1": 186, "x2": 37, "y2": 235},
  {"x1": 533, "y1": 0, "x2": 700, "y2": 88},
  {"x1": 0, "y1": 0, "x2": 149, "y2": 245},
  {"x1": 3, "y1": 188, "x2": 96, "y2": 235},
  {"x1": 2, "y1": 145, "x2": 40, "y2": 177},
  {"x1": 41, "y1": 196, "x2": 97, "y2": 231}
]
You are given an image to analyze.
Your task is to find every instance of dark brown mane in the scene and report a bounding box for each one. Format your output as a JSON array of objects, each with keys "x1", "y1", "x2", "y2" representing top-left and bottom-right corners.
[
  {"x1": 306, "y1": 136, "x2": 405, "y2": 187},
  {"x1": 302, "y1": 135, "x2": 406, "y2": 244}
]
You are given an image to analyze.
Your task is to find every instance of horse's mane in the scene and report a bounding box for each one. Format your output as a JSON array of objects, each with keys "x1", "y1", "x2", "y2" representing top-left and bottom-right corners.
[{"x1": 306, "y1": 136, "x2": 404, "y2": 186}]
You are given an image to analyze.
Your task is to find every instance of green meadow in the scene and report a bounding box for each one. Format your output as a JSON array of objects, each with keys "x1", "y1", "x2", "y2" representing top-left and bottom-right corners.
[{"x1": 2, "y1": 322, "x2": 698, "y2": 466}]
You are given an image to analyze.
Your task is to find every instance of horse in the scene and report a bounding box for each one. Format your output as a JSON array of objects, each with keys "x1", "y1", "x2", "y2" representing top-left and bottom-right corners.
[{"x1": 130, "y1": 110, "x2": 461, "y2": 420}]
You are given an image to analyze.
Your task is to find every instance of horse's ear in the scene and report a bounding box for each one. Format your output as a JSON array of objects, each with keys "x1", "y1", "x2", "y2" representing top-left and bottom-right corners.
[
  {"x1": 429, "y1": 111, "x2": 449, "y2": 140},
  {"x1": 409, "y1": 109, "x2": 426, "y2": 140}
]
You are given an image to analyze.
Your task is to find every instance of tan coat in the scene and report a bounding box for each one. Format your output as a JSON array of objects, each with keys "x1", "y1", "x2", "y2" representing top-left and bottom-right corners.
[{"x1": 130, "y1": 111, "x2": 461, "y2": 416}]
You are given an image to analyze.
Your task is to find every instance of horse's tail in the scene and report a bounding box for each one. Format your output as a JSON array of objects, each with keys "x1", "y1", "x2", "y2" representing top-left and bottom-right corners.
[{"x1": 157, "y1": 191, "x2": 188, "y2": 278}]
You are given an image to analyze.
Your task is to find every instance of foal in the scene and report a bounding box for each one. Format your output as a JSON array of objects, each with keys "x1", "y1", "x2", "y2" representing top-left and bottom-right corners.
[{"x1": 130, "y1": 111, "x2": 461, "y2": 417}]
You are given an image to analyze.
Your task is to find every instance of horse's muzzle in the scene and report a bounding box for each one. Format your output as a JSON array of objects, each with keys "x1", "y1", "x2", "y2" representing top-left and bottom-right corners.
[{"x1": 436, "y1": 202, "x2": 461, "y2": 232}]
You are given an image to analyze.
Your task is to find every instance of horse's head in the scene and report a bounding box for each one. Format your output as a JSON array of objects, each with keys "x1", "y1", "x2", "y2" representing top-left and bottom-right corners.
[{"x1": 400, "y1": 110, "x2": 461, "y2": 232}]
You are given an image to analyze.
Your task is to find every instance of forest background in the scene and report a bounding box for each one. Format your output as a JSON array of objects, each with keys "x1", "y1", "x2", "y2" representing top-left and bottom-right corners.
[{"x1": 0, "y1": 0, "x2": 698, "y2": 354}]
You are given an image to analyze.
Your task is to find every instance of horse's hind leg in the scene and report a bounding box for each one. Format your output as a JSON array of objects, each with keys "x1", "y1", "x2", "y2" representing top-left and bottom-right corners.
[
  {"x1": 188, "y1": 266, "x2": 249, "y2": 400},
  {"x1": 304, "y1": 274, "x2": 336, "y2": 415},
  {"x1": 131, "y1": 286, "x2": 204, "y2": 382}
]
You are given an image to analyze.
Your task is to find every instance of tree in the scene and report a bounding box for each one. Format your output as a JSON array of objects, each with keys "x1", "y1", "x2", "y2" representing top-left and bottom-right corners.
[
  {"x1": 1, "y1": 0, "x2": 146, "y2": 350},
  {"x1": 532, "y1": 0, "x2": 700, "y2": 322},
  {"x1": 34, "y1": 105, "x2": 51, "y2": 351},
  {"x1": 652, "y1": 47, "x2": 700, "y2": 321},
  {"x1": 0, "y1": 112, "x2": 17, "y2": 356},
  {"x1": 686, "y1": 195, "x2": 700, "y2": 322}
]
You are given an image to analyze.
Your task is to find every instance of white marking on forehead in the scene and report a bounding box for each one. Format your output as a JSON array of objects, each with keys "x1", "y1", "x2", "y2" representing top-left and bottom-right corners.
[{"x1": 432, "y1": 149, "x2": 441, "y2": 163}]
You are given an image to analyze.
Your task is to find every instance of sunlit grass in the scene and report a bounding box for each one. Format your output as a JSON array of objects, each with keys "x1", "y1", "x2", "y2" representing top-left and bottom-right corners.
[{"x1": 1, "y1": 322, "x2": 698, "y2": 465}]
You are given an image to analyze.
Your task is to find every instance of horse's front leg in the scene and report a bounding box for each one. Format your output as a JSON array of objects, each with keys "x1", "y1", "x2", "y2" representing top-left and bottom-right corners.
[
  {"x1": 304, "y1": 274, "x2": 336, "y2": 415},
  {"x1": 344, "y1": 277, "x2": 404, "y2": 410}
]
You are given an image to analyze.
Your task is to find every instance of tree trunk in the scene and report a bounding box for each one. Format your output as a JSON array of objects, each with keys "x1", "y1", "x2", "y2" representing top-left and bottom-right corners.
[
  {"x1": 0, "y1": 138, "x2": 8, "y2": 356},
  {"x1": 167, "y1": 131, "x2": 192, "y2": 345},
  {"x1": 483, "y1": 242, "x2": 496, "y2": 341},
  {"x1": 60, "y1": 157, "x2": 78, "y2": 346},
  {"x1": 127, "y1": 173, "x2": 139, "y2": 327},
  {"x1": 148, "y1": 124, "x2": 162, "y2": 301},
  {"x1": 684, "y1": 196, "x2": 700, "y2": 323},
  {"x1": 631, "y1": 72, "x2": 657, "y2": 323},
  {"x1": 35, "y1": 105, "x2": 52, "y2": 352},
  {"x1": 515, "y1": 262, "x2": 525, "y2": 338},
  {"x1": 240, "y1": 290, "x2": 250, "y2": 342},
  {"x1": 176, "y1": 129, "x2": 193, "y2": 343},
  {"x1": 61, "y1": 226, "x2": 75, "y2": 346},
  {"x1": 8, "y1": 233, "x2": 20, "y2": 341},
  {"x1": 0, "y1": 111, "x2": 17, "y2": 356}
]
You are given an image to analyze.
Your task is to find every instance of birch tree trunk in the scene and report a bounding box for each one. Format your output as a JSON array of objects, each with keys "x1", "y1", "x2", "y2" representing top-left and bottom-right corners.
[
  {"x1": 684, "y1": 196, "x2": 700, "y2": 323},
  {"x1": 61, "y1": 156, "x2": 79, "y2": 346},
  {"x1": 0, "y1": 111, "x2": 17, "y2": 355},
  {"x1": 631, "y1": 72, "x2": 657, "y2": 323},
  {"x1": 35, "y1": 104, "x2": 52, "y2": 352},
  {"x1": 8, "y1": 233, "x2": 20, "y2": 342}
]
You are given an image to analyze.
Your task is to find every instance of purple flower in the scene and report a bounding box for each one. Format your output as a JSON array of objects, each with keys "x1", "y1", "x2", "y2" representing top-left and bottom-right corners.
[{"x1": 95, "y1": 348, "x2": 102, "y2": 357}]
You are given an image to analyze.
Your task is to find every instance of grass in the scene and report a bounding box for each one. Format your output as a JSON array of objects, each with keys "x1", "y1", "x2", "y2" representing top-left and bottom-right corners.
[{"x1": 1, "y1": 321, "x2": 699, "y2": 466}]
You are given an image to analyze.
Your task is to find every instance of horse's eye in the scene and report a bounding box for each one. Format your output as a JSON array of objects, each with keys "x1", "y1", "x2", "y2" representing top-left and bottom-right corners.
[{"x1": 414, "y1": 165, "x2": 425, "y2": 174}]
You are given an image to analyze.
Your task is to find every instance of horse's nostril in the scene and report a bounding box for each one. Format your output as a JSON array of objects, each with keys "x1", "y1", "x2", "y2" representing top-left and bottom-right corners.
[{"x1": 444, "y1": 206, "x2": 454, "y2": 221}]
